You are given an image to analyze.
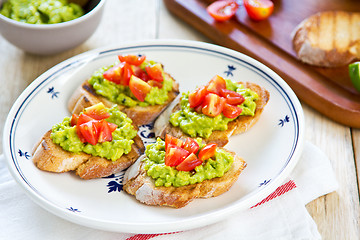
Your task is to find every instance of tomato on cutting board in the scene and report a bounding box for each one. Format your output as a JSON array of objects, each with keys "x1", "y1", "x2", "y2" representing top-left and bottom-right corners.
[
  {"x1": 243, "y1": 0, "x2": 274, "y2": 21},
  {"x1": 206, "y1": 0, "x2": 239, "y2": 22}
]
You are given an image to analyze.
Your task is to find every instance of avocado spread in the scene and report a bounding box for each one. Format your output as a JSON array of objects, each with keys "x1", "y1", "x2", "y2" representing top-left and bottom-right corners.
[
  {"x1": 144, "y1": 138, "x2": 234, "y2": 187},
  {"x1": 50, "y1": 105, "x2": 137, "y2": 161},
  {"x1": 169, "y1": 79, "x2": 258, "y2": 139},
  {"x1": 0, "y1": 0, "x2": 84, "y2": 24},
  {"x1": 88, "y1": 60, "x2": 173, "y2": 107}
]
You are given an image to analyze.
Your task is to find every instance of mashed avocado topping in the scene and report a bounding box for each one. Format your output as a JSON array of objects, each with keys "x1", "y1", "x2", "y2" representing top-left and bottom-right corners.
[
  {"x1": 88, "y1": 60, "x2": 173, "y2": 107},
  {"x1": 0, "y1": 0, "x2": 84, "y2": 24},
  {"x1": 144, "y1": 138, "x2": 234, "y2": 187},
  {"x1": 50, "y1": 105, "x2": 137, "y2": 161},
  {"x1": 169, "y1": 79, "x2": 258, "y2": 138}
]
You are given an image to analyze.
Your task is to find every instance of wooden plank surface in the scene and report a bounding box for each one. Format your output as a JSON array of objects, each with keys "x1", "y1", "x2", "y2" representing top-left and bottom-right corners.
[
  {"x1": 0, "y1": 0, "x2": 359, "y2": 239},
  {"x1": 163, "y1": 0, "x2": 360, "y2": 128}
]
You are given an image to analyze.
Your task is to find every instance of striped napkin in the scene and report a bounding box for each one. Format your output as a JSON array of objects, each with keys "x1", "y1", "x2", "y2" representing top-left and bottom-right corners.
[{"x1": 0, "y1": 141, "x2": 338, "y2": 240}]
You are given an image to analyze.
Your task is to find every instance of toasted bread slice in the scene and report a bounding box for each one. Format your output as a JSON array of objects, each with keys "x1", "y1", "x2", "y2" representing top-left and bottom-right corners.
[
  {"x1": 123, "y1": 149, "x2": 246, "y2": 208},
  {"x1": 292, "y1": 11, "x2": 360, "y2": 67},
  {"x1": 68, "y1": 73, "x2": 179, "y2": 126},
  {"x1": 154, "y1": 82, "x2": 269, "y2": 147},
  {"x1": 32, "y1": 130, "x2": 145, "y2": 179}
]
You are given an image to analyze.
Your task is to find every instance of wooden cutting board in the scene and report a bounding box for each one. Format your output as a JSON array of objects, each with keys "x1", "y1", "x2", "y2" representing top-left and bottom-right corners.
[{"x1": 164, "y1": 0, "x2": 360, "y2": 128}]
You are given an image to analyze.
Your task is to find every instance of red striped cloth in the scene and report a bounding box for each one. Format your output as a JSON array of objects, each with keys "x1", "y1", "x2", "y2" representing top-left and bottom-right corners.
[{"x1": 126, "y1": 179, "x2": 297, "y2": 240}]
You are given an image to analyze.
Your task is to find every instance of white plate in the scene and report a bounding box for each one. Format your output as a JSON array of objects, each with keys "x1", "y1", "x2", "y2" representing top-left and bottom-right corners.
[{"x1": 2, "y1": 40, "x2": 304, "y2": 234}]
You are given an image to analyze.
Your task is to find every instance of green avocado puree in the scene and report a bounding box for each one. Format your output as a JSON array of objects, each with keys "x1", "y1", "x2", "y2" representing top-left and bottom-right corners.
[
  {"x1": 0, "y1": 0, "x2": 84, "y2": 24},
  {"x1": 50, "y1": 105, "x2": 137, "y2": 161},
  {"x1": 88, "y1": 60, "x2": 173, "y2": 108},
  {"x1": 144, "y1": 138, "x2": 234, "y2": 187},
  {"x1": 169, "y1": 79, "x2": 258, "y2": 139}
]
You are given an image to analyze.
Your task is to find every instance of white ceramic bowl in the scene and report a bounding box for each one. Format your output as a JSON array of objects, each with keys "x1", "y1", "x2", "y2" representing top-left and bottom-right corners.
[{"x1": 0, "y1": 0, "x2": 105, "y2": 55}]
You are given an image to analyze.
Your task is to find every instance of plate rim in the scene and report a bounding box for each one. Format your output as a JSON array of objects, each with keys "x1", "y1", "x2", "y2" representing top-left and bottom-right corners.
[{"x1": 2, "y1": 39, "x2": 305, "y2": 234}]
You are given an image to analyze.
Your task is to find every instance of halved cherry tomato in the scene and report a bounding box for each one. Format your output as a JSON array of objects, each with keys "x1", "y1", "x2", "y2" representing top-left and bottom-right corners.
[
  {"x1": 222, "y1": 103, "x2": 243, "y2": 118},
  {"x1": 176, "y1": 153, "x2": 203, "y2": 171},
  {"x1": 103, "y1": 62, "x2": 134, "y2": 86},
  {"x1": 78, "y1": 121, "x2": 98, "y2": 145},
  {"x1": 165, "y1": 134, "x2": 184, "y2": 151},
  {"x1": 97, "y1": 120, "x2": 113, "y2": 143},
  {"x1": 77, "y1": 113, "x2": 94, "y2": 126},
  {"x1": 129, "y1": 75, "x2": 152, "y2": 102},
  {"x1": 165, "y1": 146, "x2": 190, "y2": 167},
  {"x1": 198, "y1": 143, "x2": 217, "y2": 161},
  {"x1": 145, "y1": 63, "x2": 163, "y2": 82},
  {"x1": 118, "y1": 54, "x2": 146, "y2": 66},
  {"x1": 219, "y1": 88, "x2": 245, "y2": 105},
  {"x1": 83, "y1": 103, "x2": 110, "y2": 120},
  {"x1": 70, "y1": 114, "x2": 79, "y2": 126},
  {"x1": 202, "y1": 93, "x2": 226, "y2": 117},
  {"x1": 188, "y1": 86, "x2": 208, "y2": 108},
  {"x1": 182, "y1": 138, "x2": 200, "y2": 154},
  {"x1": 243, "y1": 0, "x2": 274, "y2": 21},
  {"x1": 133, "y1": 66, "x2": 150, "y2": 82},
  {"x1": 206, "y1": 0, "x2": 239, "y2": 22},
  {"x1": 148, "y1": 80, "x2": 163, "y2": 88},
  {"x1": 207, "y1": 75, "x2": 227, "y2": 95}
]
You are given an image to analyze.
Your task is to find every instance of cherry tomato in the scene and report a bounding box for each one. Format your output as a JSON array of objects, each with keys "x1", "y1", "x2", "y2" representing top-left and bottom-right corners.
[
  {"x1": 198, "y1": 143, "x2": 217, "y2": 161},
  {"x1": 83, "y1": 103, "x2": 110, "y2": 120},
  {"x1": 118, "y1": 54, "x2": 146, "y2": 66},
  {"x1": 219, "y1": 88, "x2": 245, "y2": 105},
  {"x1": 148, "y1": 80, "x2": 163, "y2": 88},
  {"x1": 202, "y1": 93, "x2": 226, "y2": 117},
  {"x1": 222, "y1": 103, "x2": 243, "y2": 118},
  {"x1": 176, "y1": 153, "x2": 203, "y2": 171},
  {"x1": 165, "y1": 146, "x2": 190, "y2": 167},
  {"x1": 77, "y1": 113, "x2": 94, "y2": 126},
  {"x1": 70, "y1": 114, "x2": 79, "y2": 126},
  {"x1": 145, "y1": 63, "x2": 164, "y2": 82},
  {"x1": 103, "y1": 62, "x2": 134, "y2": 86},
  {"x1": 129, "y1": 75, "x2": 152, "y2": 102},
  {"x1": 207, "y1": 75, "x2": 227, "y2": 95},
  {"x1": 182, "y1": 138, "x2": 200, "y2": 154},
  {"x1": 207, "y1": 0, "x2": 239, "y2": 22},
  {"x1": 243, "y1": 0, "x2": 274, "y2": 21},
  {"x1": 165, "y1": 134, "x2": 184, "y2": 151},
  {"x1": 97, "y1": 120, "x2": 113, "y2": 143},
  {"x1": 188, "y1": 85, "x2": 208, "y2": 108},
  {"x1": 78, "y1": 121, "x2": 99, "y2": 145},
  {"x1": 133, "y1": 66, "x2": 150, "y2": 82}
]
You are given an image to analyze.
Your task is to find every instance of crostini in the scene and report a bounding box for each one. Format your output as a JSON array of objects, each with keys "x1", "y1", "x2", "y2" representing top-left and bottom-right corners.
[
  {"x1": 154, "y1": 75, "x2": 270, "y2": 147},
  {"x1": 32, "y1": 103, "x2": 144, "y2": 179},
  {"x1": 123, "y1": 134, "x2": 246, "y2": 208},
  {"x1": 68, "y1": 54, "x2": 179, "y2": 126}
]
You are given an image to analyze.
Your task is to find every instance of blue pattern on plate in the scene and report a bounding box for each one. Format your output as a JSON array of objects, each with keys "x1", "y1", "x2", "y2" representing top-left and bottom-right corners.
[
  {"x1": 47, "y1": 87, "x2": 60, "y2": 99},
  {"x1": 224, "y1": 65, "x2": 236, "y2": 77},
  {"x1": 18, "y1": 149, "x2": 30, "y2": 160},
  {"x1": 278, "y1": 115, "x2": 290, "y2": 127}
]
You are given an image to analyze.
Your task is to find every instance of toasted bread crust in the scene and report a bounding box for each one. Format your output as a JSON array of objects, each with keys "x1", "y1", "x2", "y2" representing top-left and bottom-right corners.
[
  {"x1": 32, "y1": 130, "x2": 145, "y2": 179},
  {"x1": 68, "y1": 73, "x2": 179, "y2": 126},
  {"x1": 292, "y1": 11, "x2": 360, "y2": 67},
  {"x1": 154, "y1": 82, "x2": 269, "y2": 147},
  {"x1": 123, "y1": 149, "x2": 246, "y2": 208}
]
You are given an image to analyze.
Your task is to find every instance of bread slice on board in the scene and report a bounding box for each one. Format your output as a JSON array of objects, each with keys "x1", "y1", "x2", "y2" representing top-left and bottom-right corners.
[
  {"x1": 123, "y1": 149, "x2": 246, "y2": 208},
  {"x1": 154, "y1": 82, "x2": 270, "y2": 147},
  {"x1": 68, "y1": 73, "x2": 179, "y2": 126},
  {"x1": 292, "y1": 11, "x2": 360, "y2": 67},
  {"x1": 32, "y1": 130, "x2": 145, "y2": 179}
]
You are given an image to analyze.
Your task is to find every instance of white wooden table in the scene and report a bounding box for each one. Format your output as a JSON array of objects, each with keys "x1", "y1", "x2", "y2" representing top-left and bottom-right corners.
[{"x1": 0, "y1": 0, "x2": 359, "y2": 239}]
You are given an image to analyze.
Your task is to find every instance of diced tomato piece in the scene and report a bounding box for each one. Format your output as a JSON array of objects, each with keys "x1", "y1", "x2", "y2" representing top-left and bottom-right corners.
[
  {"x1": 129, "y1": 75, "x2": 152, "y2": 102},
  {"x1": 222, "y1": 103, "x2": 243, "y2": 119},
  {"x1": 202, "y1": 93, "x2": 226, "y2": 117},
  {"x1": 83, "y1": 103, "x2": 110, "y2": 120},
  {"x1": 243, "y1": 0, "x2": 274, "y2": 21},
  {"x1": 107, "y1": 122, "x2": 118, "y2": 132},
  {"x1": 198, "y1": 143, "x2": 217, "y2": 161},
  {"x1": 133, "y1": 66, "x2": 150, "y2": 82},
  {"x1": 207, "y1": 75, "x2": 227, "y2": 95},
  {"x1": 96, "y1": 120, "x2": 113, "y2": 143},
  {"x1": 145, "y1": 63, "x2": 163, "y2": 82},
  {"x1": 103, "y1": 62, "x2": 133, "y2": 86},
  {"x1": 176, "y1": 153, "x2": 203, "y2": 171},
  {"x1": 219, "y1": 88, "x2": 245, "y2": 105},
  {"x1": 118, "y1": 54, "x2": 146, "y2": 66},
  {"x1": 188, "y1": 86, "x2": 208, "y2": 108},
  {"x1": 207, "y1": 0, "x2": 239, "y2": 22},
  {"x1": 165, "y1": 146, "x2": 190, "y2": 167},
  {"x1": 77, "y1": 113, "x2": 94, "y2": 126},
  {"x1": 182, "y1": 138, "x2": 200, "y2": 154},
  {"x1": 70, "y1": 114, "x2": 79, "y2": 126},
  {"x1": 78, "y1": 121, "x2": 99, "y2": 145},
  {"x1": 148, "y1": 80, "x2": 163, "y2": 88},
  {"x1": 165, "y1": 134, "x2": 184, "y2": 151}
]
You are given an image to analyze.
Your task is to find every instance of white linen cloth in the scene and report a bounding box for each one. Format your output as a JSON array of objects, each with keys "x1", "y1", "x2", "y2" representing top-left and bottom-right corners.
[{"x1": 0, "y1": 141, "x2": 338, "y2": 240}]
